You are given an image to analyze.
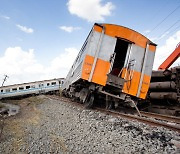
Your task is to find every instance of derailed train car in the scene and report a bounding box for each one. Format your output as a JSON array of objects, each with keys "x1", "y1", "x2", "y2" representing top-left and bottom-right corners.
[
  {"x1": 62, "y1": 23, "x2": 157, "y2": 109},
  {"x1": 0, "y1": 78, "x2": 64, "y2": 99}
]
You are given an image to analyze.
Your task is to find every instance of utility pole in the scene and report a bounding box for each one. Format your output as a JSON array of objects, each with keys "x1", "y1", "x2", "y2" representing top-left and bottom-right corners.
[{"x1": 2, "y1": 75, "x2": 9, "y2": 87}]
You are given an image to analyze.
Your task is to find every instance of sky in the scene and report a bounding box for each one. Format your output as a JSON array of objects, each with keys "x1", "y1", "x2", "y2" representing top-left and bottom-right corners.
[{"x1": 0, "y1": 0, "x2": 180, "y2": 86}]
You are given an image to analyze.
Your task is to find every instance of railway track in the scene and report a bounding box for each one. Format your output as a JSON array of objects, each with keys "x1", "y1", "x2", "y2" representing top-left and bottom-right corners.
[
  {"x1": 140, "y1": 111, "x2": 180, "y2": 124},
  {"x1": 46, "y1": 95, "x2": 180, "y2": 133},
  {"x1": 96, "y1": 108, "x2": 180, "y2": 133}
]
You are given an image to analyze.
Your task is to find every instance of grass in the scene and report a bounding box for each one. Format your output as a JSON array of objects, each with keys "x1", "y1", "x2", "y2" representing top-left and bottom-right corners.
[
  {"x1": 1, "y1": 95, "x2": 46, "y2": 106},
  {"x1": 2, "y1": 95, "x2": 46, "y2": 151},
  {"x1": 1, "y1": 99, "x2": 20, "y2": 105},
  {"x1": 0, "y1": 103, "x2": 5, "y2": 109},
  {"x1": 25, "y1": 96, "x2": 44, "y2": 106}
]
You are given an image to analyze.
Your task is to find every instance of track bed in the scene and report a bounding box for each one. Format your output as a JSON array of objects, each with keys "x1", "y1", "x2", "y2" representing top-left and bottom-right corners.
[{"x1": 0, "y1": 95, "x2": 180, "y2": 153}]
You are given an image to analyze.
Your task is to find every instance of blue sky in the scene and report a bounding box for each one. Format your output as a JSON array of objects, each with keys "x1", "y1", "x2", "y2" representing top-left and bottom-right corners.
[{"x1": 0, "y1": 0, "x2": 180, "y2": 85}]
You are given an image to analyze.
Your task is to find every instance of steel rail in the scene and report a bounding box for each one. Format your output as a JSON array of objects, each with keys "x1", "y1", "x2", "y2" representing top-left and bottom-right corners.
[
  {"x1": 96, "y1": 108, "x2": 180, "y2": 133},
  {"x1": 140, "y1": 111, "x2": 180, "y2": 124}
]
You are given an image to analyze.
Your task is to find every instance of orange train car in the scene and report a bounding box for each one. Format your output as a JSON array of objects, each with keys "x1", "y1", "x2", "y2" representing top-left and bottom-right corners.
[{"x1": 62, "y1": 23, "x2": 157, "y2": 108}]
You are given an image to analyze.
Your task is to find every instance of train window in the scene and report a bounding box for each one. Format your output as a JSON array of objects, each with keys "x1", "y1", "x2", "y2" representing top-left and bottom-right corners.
[
  {"x1": 26, "y1": 86, "x2": 30, "y2": 89},
  {"x1": 19, "y1": 87, "x2": 24, "y2": 90},
  {"x1": 61, "y1": 81, "x2": 64, "y2": 84},
  {"x1": 31, "y1": 85, "x2": 35, "y2": 89},
  {"x1": 51, "y1": 82, "x2": 56, "y2": 85},
  {"x1": 47, "y1": 83, "x2": 50, "y2": 86},
  {"x1": 1, "y1": 89, "x2": 3, "y2": 93},
  {"x1": 5, "y1": 89, "x2": 10, "y2": 92},
  {"x1": 39, "y1": 84, "x2": 44, "y2": 87},
  {"x1": 12, "y1": 88, "x2": 17, "y2": 91}
]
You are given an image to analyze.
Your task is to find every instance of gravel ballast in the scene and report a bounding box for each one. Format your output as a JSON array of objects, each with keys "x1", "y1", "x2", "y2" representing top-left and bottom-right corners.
[{"x1": 0, "y1": 95, "x2": 180, "y2": 153}]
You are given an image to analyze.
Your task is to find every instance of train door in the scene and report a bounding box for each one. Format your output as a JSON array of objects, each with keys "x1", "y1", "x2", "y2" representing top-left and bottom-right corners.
[
  {"x1": 109, "y1": 38, "x2": 144, "y2": 97},
  {"x1": 106, "y1": 39, "x2": 132, "y2": 91},
  {"x1": 110, "y1": 39, "x2": 130, "y2": 76}
]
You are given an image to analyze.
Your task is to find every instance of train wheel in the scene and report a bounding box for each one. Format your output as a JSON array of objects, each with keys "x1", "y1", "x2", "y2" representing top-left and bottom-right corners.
[
  {"x1": 106, "y1": 101, "x2": 114, "y2": 110},
  {"x1": 105, "y1": 95, "x2": 114, "y2": 110},
  {"x1": 84, "y1": 92, "x2": 94, "y2": 109},
  {"x1": 79, "y1": 88, "x2": 89, "y2": 103}
]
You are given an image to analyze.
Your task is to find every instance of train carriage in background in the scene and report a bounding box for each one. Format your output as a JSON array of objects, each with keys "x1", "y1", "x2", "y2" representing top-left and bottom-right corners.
[
  {"x1": 62, "y1": 23, "x2": 157, "y2": 109},
  {"x1": 0, "y1": 78, "x2": 64, "y2": 99}
]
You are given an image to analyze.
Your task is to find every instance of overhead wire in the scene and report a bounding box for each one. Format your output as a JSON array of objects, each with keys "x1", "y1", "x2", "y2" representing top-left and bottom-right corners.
[
  {"x1": 155, "y1": 19, "x2": 180, "y2": 41},
  {"x1": 170, "y1": 24, "x2": 180, "y2": 34},
  {"x1": 148, "y1": 4, "x2": 180, "y2": 36},
  {"x1": 147, "y1": 2, "x2": 180, "y2": 69},
  {"x1": 146, "y1": 0, "x2": 170, "y2": 24}
]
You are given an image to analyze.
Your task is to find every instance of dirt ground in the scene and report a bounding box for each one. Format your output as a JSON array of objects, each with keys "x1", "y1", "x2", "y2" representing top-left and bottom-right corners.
[{"x1": 0, "y1": 96, "x2": 47, "y2": 153}]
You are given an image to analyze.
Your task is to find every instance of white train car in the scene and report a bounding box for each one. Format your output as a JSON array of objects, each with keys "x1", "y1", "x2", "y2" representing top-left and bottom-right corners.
[{"x1": 0, "y1": 78, "x2": 64, "y2": 99}]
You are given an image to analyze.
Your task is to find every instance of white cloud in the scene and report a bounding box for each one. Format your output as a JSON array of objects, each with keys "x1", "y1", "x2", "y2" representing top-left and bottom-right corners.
[
  {"x1": 1, "y1": 15, "x2": 10, "y2": 20},
  {"x1": 16, "y1": 24, "x2": 34, "y2": 33},
  {"x1": 67, "y1": 0, "x2": 115, "y2": 22},
  {"x1": 153, "y1": 30, "x2": 180, "y2": 70},
  {"x1": 0, "y1": 47, "x2": 78, "y2": 86},
  {"x1": 45, "y1": 48, "x2": 79, "y2": 80},
  {"x1": 59, "y1": 26, "x2": 81, "y2": 33}
]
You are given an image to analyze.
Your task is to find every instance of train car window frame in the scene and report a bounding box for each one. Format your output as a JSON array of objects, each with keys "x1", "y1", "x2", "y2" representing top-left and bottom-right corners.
[
  {"x1": 71, "y1": 29, "x2": 93, "y2": 72},
  {"x1": 19, "y1": 87, "x2": 24, "y2": 90},
  {"x1": 51, "y1": 82, "x2": 56, "y2": 85},
  {"x1": 31, "y1": 85, "x2": 35, "y2": 89},
  {"x1": 39, "y1": 84, "x2": 44, "y2": 87},
  {"x1": 26, "y1": 86, "x2": 30, "y2": 89},
  {"x1": 12, "y1": 88, "x2": 17, "y2": 91},
  {"x1": 5, "y1": 89, "x2": 10, "y2": 92},
  {"x1": 76, "y1": 29, "x2": 92, "y2": 62}
]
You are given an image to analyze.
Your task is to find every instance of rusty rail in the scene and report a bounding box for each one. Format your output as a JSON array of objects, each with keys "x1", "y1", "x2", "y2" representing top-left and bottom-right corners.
[
  {"x1": 140, "y1": 111, "x2": 180, "y2": 124},
  {"x1": 96, "y1": 108, "x2": 180, "y2": 133}
]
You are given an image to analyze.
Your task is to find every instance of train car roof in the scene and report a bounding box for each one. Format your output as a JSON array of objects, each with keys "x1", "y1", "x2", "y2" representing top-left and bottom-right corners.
[
  {"x1": 94, "y1": 23, "x2": 157, "y2": 50},
  {"x1": 0, "y1": 78, "x2": 64, "y2": 89}
]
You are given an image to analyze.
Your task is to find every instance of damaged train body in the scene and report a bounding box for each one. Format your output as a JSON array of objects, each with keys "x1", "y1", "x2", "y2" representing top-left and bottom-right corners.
[{"x1": 62, "y1": 23, "x2": 157, "y2": 108}]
